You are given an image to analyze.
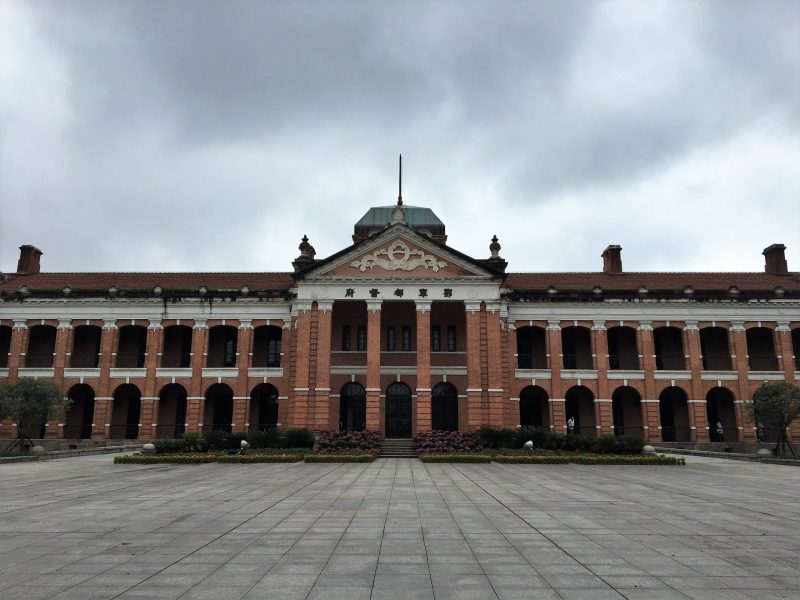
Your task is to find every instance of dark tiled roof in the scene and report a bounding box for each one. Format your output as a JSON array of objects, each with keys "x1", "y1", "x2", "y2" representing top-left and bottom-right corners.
[
  {"x1": 0, "y1": 272, "x2": 295, "y2": 293},
  {"x1": 504, "y1": 272, "x2": 800, "y2": 293}
]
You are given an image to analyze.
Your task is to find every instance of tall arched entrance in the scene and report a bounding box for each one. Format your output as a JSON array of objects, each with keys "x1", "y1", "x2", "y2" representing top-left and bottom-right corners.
[
  {"x1": 250, "y1": 383, "x2": 279, "y2": 432},
  {"x1": 432, "y1": 382, "x2": 458, "y2": 431},
  {"x1": 340, "y1": 382, "x2": 366, "y2": 432},
  {"x1": 65, "y1": 384, "x2": 95, "y2": 439},
  {"x1": 519, "y1": 385, "x2": 549, "y2": 428},
  {"x1": 385, "y1": 382, "x2": 412, "y2": 438},
  {"x1": 707, "y1": 387, "x2": 737, "y2": 442},
  {"x1": 111, "y1": 384, "x2": 141, "y2": 439},
  {"x1": 158, "y1": 384, "x2": 187, "y2": 438},
  {"x1": 659, "y1": 386, "x2": 690, "y2": 442},
  {"x1": 205, "y1": 383, "x2": 234, "y2": 432}
]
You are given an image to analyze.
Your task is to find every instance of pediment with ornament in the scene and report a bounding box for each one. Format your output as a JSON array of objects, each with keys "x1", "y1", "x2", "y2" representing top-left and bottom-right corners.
[{"x1": 299, "y1": 225, "x2": 497, "y2": 281}]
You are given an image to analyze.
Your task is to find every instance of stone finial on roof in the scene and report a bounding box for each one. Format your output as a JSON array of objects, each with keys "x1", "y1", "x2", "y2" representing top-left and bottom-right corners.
[
  {"x1": 293, "y1": 235, "x2": 316, "y2": 272},
  {"x1": 489, "y1": 235, "x2": 501, "y2": 258}
]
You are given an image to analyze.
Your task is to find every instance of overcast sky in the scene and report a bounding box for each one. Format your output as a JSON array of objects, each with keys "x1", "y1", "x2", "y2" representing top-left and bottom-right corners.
[{"x1": 1, "y1": 0, "x2": 798, "y2": 275}]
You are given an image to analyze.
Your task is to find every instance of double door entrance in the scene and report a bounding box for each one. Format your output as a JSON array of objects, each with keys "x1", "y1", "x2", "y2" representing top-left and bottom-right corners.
[{"x1": 385, "y1": 382, "x2": 412, "y2": 438}]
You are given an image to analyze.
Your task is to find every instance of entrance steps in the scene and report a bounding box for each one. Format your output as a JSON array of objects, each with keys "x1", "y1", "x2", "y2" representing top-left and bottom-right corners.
[{"x1": 380, "y1": 438, "x2": 416, "y2": 458}]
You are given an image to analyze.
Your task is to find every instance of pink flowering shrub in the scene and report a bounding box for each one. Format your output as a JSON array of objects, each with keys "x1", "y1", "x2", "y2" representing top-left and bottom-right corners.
[
  {"x1": 316, "y1": 430, "x2": 382, "y2": 455},
  {"x1": 414, "y1": 430, "x2": 480, "y2": 455}
]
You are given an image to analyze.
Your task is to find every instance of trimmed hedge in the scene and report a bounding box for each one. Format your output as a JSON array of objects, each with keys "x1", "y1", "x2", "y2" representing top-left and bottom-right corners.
[
  {"x1": 570, "y1": 454, "x2": 685, "y2": 465},
  {"x1": 316, "y1": 430, "x2": 381, "y2": 454},
  {"x1": 493, "y1": 455, "x2": 570, "y2": 464},
  {"x1": 218, "y1": 453, "x2": 302, "y2": 463},
  {"x1": 415, "y1": 431, "x2": 481, "y2": 455},
  {"x1": 419, "y1": 454, "x2": 491, "y2": 463},
  {"x1": 114, "y1": 453, "x2": 217, "y2": 464},
  {"x1": 303, "y1": 453, "x2": 376, "y2": 463}
]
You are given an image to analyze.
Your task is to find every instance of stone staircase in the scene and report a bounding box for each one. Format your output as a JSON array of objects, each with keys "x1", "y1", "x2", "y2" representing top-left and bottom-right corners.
[{"x1": 380, "y1": 438, "x2": 417, "y2": 458}]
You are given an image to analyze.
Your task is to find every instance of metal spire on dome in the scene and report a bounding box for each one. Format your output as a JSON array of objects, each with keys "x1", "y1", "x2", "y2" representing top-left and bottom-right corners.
[{"x1": 397, "y1": 154, "x2": 403, "y2": 206}]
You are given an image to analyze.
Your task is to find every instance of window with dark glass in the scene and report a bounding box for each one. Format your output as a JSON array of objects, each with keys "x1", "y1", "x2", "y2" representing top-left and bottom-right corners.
[
  {"x1": 223, "y1": 339, "x2": 236, "y2": 367},
  {"x1": 356, "y1": 325, "x2": 366, "y2": 351},
  {"x1": 402, "y1": 326, "x2": 411, "y2": 351},
  {"x1": 431, "y1": 326, "x2": 441, "y2": 352},
  {"x1": 447, "y1": 325, "x2": 457, "y2": 352},
  {"x1": 387, "y1": 326, "x2": 396, "y2": 351},
  {"x1": 341, "y1": 325, "x2": 351, "y2": 351}
]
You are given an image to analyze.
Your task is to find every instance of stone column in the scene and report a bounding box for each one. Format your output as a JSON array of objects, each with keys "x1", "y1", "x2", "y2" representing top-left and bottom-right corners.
[
  {"x1": 465, "y1": 301, "x2": 483, "y2": 428},
  {"x1": 546, "y1": 321, "x2": 565, "y2": 433},
  {"x1": 187, "y1": 320, "x2": 207, "y2": 433},
  {"x1": 91, "y1": 398, "x2": 111, "y2": 442},
  {"x1": 776, "y1": 323, "x2": 796, "y2": 383},
  {"x1": 683, "y1": 322, "x2": 709, "y2": 442},
  {"x1": 140, "y1": 319, "x2": 162, "y2": 441},
  {"x1": 485, "y1": 302, "x2": 504, "y2": 427},
  {"x1": 7, "y1": 320, "x2": 28, "y2": 381},
  {"x1": 638, "y1": 321, "x2": 661, "y2": 443},
  {"x1": 53, "y1": 320, "x2": 73, "y2": 389},
  {"x1": 234, "y1": 320, "x2": 253, "y2": 433},
  {"x1": 314, "y1": 302, "x2": 334, "y2": 431},
  {"x1": 592, "y1": 321, "x2": 612, "y2": 436},
  {"x1": 730, "y1": 323, "x2": 753, "y2": 442},
  {"x1": 415, "y1": 300, "x2": 432, "y2": 433},
  {"x1": 291, "y1": 304, "x2": 313, "y2": 428},
  {"x1": 366, "y1": 300, "x2": 383, "y2": 431}
]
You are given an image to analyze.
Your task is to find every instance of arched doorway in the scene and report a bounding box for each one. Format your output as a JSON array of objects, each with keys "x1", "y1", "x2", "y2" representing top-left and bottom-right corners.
[
  {"x1": 385, "y1": 382, "x2": 412, "y2": 438},
  {"x1": 65, "y1": 384, "x2": 95, "y2": 439},
  {"x1": 659, "y1": 386, "x2": 690, "y2": 442},
  {"x1": 157, "y1": 384, "x2": 187, "y2": 438},
  {"x1": 565, "y1": 385, "x2": 595, "y2": 436},
  {"x1": 519, "y1": 385, "x2": 549, "y2": 428},
  {"x1": 340, "y1": 382, "x2": 366, "y2": 432},
  {"x1": 707, "y1": 387, "x2": 737, "y2": 442},
  {"x1": 204, "y1": 384, "x2": 233, "y2": 432},
  {"x1": 250, "y1": 383, "x2": 279, "y2": 431},
  {"x1": 611, "y1": 386, "x2": 643, "y2": 437},
  {"x1": 432, "y1": 382, "x2": 458, "y2": 431},
  {"x1": 111, "y1": 384, "x2": 141, "y2": 439}
]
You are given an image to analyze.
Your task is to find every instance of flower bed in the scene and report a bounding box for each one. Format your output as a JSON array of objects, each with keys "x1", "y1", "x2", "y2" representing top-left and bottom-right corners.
[
  {"x1": 315, "y1": 430, "x2": 381, "y2": 454},
  {"x1": 419, "y1": 453, "x2": 490, "y2": 463},
  {"x1": 415, "y1": 431, "x2": 480, "y2": 455},
  {"x1": 218, "y1": 453, "x2": 303, "y2": 463},
  {"x1": 114, "y1": 453, "x2": 218, "y2": 464},
  {"x1": 303, "y1": 453, "x2": 376, "y2": 463}
]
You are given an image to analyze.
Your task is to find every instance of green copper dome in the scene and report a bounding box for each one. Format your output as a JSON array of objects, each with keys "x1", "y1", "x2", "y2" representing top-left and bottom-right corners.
[{"x1": 354, "y1": 205, "x2": 445, "y2": 238}]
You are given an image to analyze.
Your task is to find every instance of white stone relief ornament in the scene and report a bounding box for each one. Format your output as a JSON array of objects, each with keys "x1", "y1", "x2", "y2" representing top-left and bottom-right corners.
[{"x1": 350, "y1": 241, "x2": 448, "y2": 272}]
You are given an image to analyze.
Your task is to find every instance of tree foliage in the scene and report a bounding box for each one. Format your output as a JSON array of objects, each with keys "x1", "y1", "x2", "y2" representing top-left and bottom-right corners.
[
  {"x1": 752, "y1": 382, "x2": 800, "y2": 429},
  {"x1": 0, "y1": 379, "x2": 70, "y2": 441}
]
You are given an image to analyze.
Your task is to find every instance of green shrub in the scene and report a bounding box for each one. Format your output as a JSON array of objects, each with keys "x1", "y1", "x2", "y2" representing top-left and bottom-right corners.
[
  {"x1": 229, "y1": 431, "x2": 248, "y2": 450},
  {"x1": 514, "y1": 426, "x2": 551, "y2": 449},
  {"x1": 114, "y1": 453, "x2": 217, "y2": 464},
  {"x1": 478, "y1": 426, "x2": 517, "y2": 449},
  {"x1": 218, "y1": 453, "x2": 302, "y2": 463},
  {"x1": 570, "y1": 454, "x2": 684, "y2": 465},
  {"x1": 247, "y1": 428, "x2": 281, "y2": 449},
  {"x1": 612, "y1": 435, "x2": 645, "y2": 455},
  {"x1": 415, "y1": 431, "x2": 480, "y2": 454},
  {"x1": 590, "y1": 434, "x2": 619, "y2": 454},
  {"x1": 316, "y1": 430, "x2": 381, "y2": 453},
  {"x1": 152, "y1": 439, "x2": 186, "y2": 454},
  {"x1": 251, "y1": 447, "x2": 310, "y2": 455},
  {"x1": 561, "y1": 433, "x2": 595, "y2": 452},
  {"x1": 282, "y1": 428, "x2": 315, "y2": 449},
  {"x1": 493, "y1": 454, "x2": 570, "y2": 464},
  {"x1": 202, "y1": 430, "x2": 232, "y2": 451},
  {"x1": 304, "y1": 453, "x2": 375, "y2": 463},
  {"x1": 181, "y1": 432, "x2": 207, "y2": 453},
  {"x1": 419, "y1": 453, "x2": 491, "y2": 463}
]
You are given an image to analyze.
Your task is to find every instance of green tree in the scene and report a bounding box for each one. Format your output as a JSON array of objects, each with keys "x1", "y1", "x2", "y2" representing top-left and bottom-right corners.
[
  {"x1": 751, "y1": 382, "x2": 800, "y2": 456},
  {"x1": 0, "y1": 379, "x2": 71, "y2": 451}
]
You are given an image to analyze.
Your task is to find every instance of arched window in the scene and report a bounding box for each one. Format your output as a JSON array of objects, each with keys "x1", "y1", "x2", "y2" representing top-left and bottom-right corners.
[{"x1": 340, "y1": 382, "x2": 366, "y2": 432}]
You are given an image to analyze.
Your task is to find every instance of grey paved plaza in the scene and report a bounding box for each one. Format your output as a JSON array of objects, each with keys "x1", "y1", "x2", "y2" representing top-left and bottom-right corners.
[{"x1": 1, "y1": 455, "x2": 799, "y2": 600}]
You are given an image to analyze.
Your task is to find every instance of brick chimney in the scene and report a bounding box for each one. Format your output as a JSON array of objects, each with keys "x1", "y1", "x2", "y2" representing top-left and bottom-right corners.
[
  {"x1": 16, "y1": 245, "x2": 43, "y2": 275},
  {"x1": 602, "y1": 245, "x2": 622, "y2": 274},
  {"x1": 763, "y1": 244, "x2": 788, "y2": 275}
]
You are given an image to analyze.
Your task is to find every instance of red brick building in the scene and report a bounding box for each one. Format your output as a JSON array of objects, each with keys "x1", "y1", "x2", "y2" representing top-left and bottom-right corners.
[{"x1": 1, "y1": 201, "x2": 799, "y2": 446}]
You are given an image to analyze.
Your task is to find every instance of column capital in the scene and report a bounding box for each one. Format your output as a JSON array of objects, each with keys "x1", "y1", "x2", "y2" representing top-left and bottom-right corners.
[
  {"x1": 464, "y1": 301, "x2": 482, "y2": 313},
  {"x1": 414, "y1": 300, "x2": 432, "y2": 312},
  {"x1": 193, "y1": 319, "x2": 208, "y2": 329},
  {"x1": 102, "y1": 319, "x2": 117, "y2": 330},
  {"x1": 776, "y1": 322, "x2": 791, "y2": 333},
  {"x1": 238, "y1": 319, "x2": 253, "y2": 329},
  {"x1": 684, "y1": 321, "x2": 699, "y2": 332},
  {"x1": 730, "y1": 321, "x2": 745, "y2": 333},
  {"x1": 13, "y1": 319, "x2": 28, "y2": 330},
  {"x1": 637, "y1": 321, "x2": 653, "y2": 332},
  {"x1": 316, "y1": 300, "x2": 334, "y2": 313},
  {"x1": 592, "y1": 320, "x2": 606, "y2": 331},
  {"x1": 547, "y1": 320, "x2": 561, "y2": 331},
  {"x1": 485, "y1": 301, "x2": 502, "y2": 314},
  {"x1": 148, "y1": 319, "x2": 162, "y2": 330},
  {"x1": 366, "y1": 299, "x2": 383, "y2": 313},
  {"x1": 57, "y1": 319, "x2": 72, "y2": 330},
  {"x1": 291, "y1": 301, "x2": 313, "y2": 316}
]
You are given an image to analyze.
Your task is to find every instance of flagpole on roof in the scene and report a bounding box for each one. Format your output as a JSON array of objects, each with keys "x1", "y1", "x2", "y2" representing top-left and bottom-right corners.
[{"x1": 398, "y1": 154, "x2": 403, "y2": 206}]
